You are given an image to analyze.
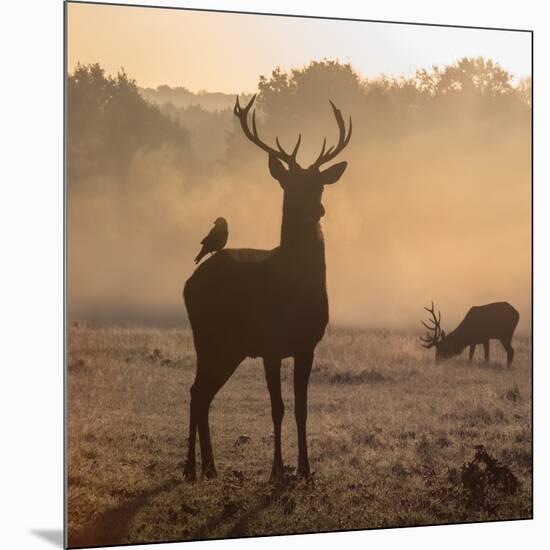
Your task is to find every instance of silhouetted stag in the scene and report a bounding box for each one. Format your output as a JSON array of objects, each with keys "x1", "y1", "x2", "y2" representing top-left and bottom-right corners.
[
  {"x1": 183, "y1": 95, "x2": 352, "y2": 481},
  {"x1": 420, "y1": 301, "x2": 519, "y2": 366}
]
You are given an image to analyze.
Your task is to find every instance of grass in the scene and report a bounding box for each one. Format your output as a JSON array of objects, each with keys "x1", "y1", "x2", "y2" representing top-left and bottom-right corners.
[{"x1": 66, "y1": 325, "x2": 532, "y2": 547}]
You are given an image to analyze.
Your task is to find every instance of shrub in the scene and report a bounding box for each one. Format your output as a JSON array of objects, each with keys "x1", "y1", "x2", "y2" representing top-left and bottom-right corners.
[{"x1": 460, "y1": 445, "x2": 520, "y2": 510}]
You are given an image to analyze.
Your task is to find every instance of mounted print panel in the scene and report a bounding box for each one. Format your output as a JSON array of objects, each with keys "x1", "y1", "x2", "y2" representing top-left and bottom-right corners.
[{"x1": 65, "y1": 2, "x2": 532, "y2": 547}]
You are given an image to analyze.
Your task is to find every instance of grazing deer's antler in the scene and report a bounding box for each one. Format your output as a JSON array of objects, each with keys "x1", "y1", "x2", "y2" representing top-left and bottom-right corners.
[
  {"x1": 420, "y1": 300, "x2": 442, "y2": 349},
  {"x1": 234, "y1": 95, "x2": 301, "y2": 167},
  {"x1": 309, "y1": 100, "x2": 353, "y2": 170}
]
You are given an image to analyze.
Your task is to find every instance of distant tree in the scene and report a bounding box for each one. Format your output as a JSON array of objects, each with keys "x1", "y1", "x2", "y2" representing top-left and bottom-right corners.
[
  {"x1": 257, "y1": 60, "x2": 365, "y2": 124},
  {"x1": 157, "y1": 103, "x2": 233, "y2": 163},
  {"x1": 140, "y1": 85, "x2": 241, "y2": 111},
  {"x1": 414, "y1": 57, "x2": 529, "y2": 122},
  {"x1": 433, "y1": 57, "x2": 514, "y2": 97},
  {"x1": 516, "y1": 77, "x2": 532, "y2": 108},
  {"x1": 68, "y1": 63, "x2": 192, "y2": 183},
  {"x1": 224, "y1": 57, "x2": 530, "y2": 169},
  {"x1": 226, "y1": 60, "x2": 366, "y2": 167}
]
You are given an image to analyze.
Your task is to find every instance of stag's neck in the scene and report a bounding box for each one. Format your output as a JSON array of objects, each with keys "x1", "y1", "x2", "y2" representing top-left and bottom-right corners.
[
  {"x1": 279, "y1": 213, "x2": 326, "y2": 278},
  {"x1": 445, "y1": 329, "x2": 467, "y2": 354},
  {"x1": 280, "y1": 221, "x2": 325, "y2": 253}
]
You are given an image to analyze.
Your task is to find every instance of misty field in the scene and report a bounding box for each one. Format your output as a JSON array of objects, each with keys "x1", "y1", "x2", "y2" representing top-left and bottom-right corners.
[{"x1": 67, "y1": 325, "x2": 532, "y2": 547}]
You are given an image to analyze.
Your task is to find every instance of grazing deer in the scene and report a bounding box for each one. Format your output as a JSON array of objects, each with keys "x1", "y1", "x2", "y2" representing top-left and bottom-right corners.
[
  {"x1": 420, "y1": 301, "x2": 520, "y2": 366},
  {"x1": 183, "y1": 95, "x2": 352, "y2": 481}
]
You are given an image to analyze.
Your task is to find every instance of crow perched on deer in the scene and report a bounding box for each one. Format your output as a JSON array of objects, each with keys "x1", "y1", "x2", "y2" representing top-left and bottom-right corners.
[
  {"x1": 183, "y1": 95, "x2": 351, "y2": 481},
  {"x1": 420, "y1": 301, "x2": 519, "y2": 366},
  {"x1": 194, "y1": 217, "x2": 228, "y2": 264}
]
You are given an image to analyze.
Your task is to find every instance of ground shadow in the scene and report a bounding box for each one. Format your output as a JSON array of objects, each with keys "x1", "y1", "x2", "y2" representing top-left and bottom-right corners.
[
  {"x1": 31, "y1": 529, "x2": 64, "y2": 548},
  {"x1": 68, "y1": 478, "x2": 180, "y2": 548},
  {"x1": 194, "y1": 472, "x2": 312, "y2": 539}
]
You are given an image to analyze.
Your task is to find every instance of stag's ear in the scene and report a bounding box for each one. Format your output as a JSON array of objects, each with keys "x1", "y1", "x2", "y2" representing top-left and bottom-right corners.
[
  {"x1": 268, "y1": 155, "x2": 288, "y2": 187},
  {"x1": 319, "y1": 161, "x2": 347, "y2": 185},
  {"x1": 441, "y1": 330, "x2": 446, "y2": 340}
]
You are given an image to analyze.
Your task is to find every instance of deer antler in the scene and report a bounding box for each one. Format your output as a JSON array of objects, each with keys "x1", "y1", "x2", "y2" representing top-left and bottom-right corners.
[
  {"x1": 309, "y1": 100, "x2": 352, "y2": 170},
  {"x1": 420, "y1": 301, "x2": 442, "y2": 349},
  {"x1": 234, "y1": 95, "x2": 301, "y2": 167}
]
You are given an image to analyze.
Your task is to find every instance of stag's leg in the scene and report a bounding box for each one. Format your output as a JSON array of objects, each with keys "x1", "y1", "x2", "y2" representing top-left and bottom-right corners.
[
  {"x1": 197, "y1": 387, "x2": 217, "y2": 479},
  {"x1": 294, "y1": 350, "x2": 314, "y2": 478},
  {"x1": 185, "y1": 373, "x2": 214, "y2": 480},
  {"x1": 500, "y1": 337, "x2": 514, "y2": 367},
  {"x1": 506, "y1": 345, "x2": 515, "y2": 367},
  {"x1": 183, "y1": 388, "x2": 199, "y2": 481},
  {"x1": 483, "y1": 340, "x2": 490, "y2": 363},
  {"x1": 184, "y1": 353, "x2": 212, "y2": 482},
  {"x1": 263, "y1": 356, "x2": 284, "y2": 481},
  {"x1": 468, "y1": 344, "x2": 476, "y2": 363},
  {"x1": 193, "y1": 353, "x2": 243, "y2": 479}
]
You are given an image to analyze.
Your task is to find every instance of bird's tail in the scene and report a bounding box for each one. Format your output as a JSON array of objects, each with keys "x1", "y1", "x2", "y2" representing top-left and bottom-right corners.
[{"x1": 194, "y1": 248, "x2": 206, "y2": 264}]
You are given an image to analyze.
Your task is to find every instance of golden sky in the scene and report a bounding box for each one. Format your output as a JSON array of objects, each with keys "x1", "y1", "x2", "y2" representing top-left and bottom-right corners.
[{"x1": 67, "y1": 1, "x2": 531, "y2": 92}]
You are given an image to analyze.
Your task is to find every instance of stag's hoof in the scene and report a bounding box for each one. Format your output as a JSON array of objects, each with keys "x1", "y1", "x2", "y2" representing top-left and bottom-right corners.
[
  {"x1": 297, "y1": 465, "x2": 313, "y2": 479},
  {"x1": 269, "y1": 463, "x2": 285, "y2": 483},
  {"x1": 183, "y1": 466, "x2": 197, "y2": 482},
  {"x1": 184, "y1": 471, "x2": 197, "y2": 482},
  {"x1": 202, "y1": 464, "x2": 218, "y2": 479}
]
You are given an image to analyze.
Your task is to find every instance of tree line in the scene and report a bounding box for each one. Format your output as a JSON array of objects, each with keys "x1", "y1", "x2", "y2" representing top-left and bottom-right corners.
[{"x1": 68, "y1": 58, "x2": 531, "y2": 187}]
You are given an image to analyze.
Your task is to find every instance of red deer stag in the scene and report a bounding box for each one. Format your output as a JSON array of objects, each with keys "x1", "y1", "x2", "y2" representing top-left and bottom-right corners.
[
  {"x1": 420, "y1": 301, "x2": 519, "y2": 366},
  {"x1": 183, "y1": 95, "x2": 352, "y2": 481}
]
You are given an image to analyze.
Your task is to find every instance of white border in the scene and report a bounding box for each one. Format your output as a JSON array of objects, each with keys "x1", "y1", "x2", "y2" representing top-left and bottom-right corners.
[{"x1": 1, "y1": 1, "x2": 547, "y2": 549}]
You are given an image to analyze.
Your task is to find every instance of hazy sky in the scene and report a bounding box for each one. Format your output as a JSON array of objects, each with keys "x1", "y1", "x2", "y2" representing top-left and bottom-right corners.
[{"x1": 67, "y1": 2, "x2": 531, "y2": 92}]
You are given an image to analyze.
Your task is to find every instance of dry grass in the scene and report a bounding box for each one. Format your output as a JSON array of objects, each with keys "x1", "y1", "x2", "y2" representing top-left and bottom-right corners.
[{"x1": 67, "y1": 325, "x2": 532, "y2": 547}]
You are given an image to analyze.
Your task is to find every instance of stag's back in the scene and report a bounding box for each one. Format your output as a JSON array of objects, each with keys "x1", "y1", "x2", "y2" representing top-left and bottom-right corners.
[
  {"x1": 455, "y1": 302, "x2": 519, "y2": 342},
  {"x1": 184, "y1": 247, "x2": 328, "y2": 359}
]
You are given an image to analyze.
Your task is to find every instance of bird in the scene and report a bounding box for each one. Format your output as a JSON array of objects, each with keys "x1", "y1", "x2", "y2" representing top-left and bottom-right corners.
[{"x1": 194, "y1": 217, "x2": 228, "y2": 264}]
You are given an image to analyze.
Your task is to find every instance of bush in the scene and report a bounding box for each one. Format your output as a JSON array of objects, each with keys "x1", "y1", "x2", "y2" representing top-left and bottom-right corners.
[{"x1": 460, "y1": 445, "x2": 520, "y2": 510}]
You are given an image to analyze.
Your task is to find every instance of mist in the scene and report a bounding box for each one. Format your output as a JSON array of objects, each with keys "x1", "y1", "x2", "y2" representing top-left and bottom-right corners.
[{"x1": 67, "y1": 59, "x2": 531, "y2": 334}]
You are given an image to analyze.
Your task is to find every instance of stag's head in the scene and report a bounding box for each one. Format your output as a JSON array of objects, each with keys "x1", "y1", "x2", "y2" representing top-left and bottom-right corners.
[
  {"x1": 420, "y1": 301, "x2": 451, "y2": 362},
  {"x1": 234, "y1": 95, "x2": 352, "y2": 226}
]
